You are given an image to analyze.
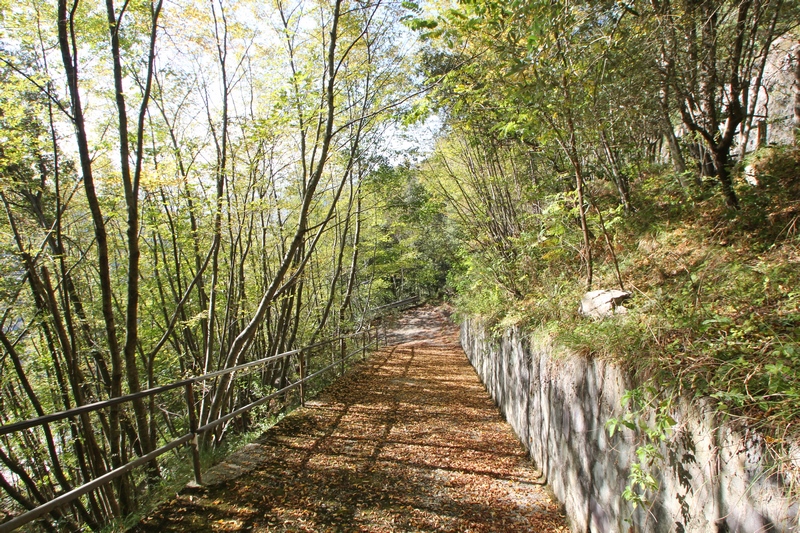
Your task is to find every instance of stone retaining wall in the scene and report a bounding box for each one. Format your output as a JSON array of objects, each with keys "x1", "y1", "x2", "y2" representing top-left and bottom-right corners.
[{"x1": 460, "y1": 319, "x2": 798, "y2": 533}]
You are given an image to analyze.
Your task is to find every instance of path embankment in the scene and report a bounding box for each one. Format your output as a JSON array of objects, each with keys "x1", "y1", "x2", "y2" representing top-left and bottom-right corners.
[{"x1": 461, "y1": 318, "x2": 799, "y2": 533}]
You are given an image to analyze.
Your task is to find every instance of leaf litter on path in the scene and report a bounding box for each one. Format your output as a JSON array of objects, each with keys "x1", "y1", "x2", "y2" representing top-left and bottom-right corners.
[{"x1": 131, "y1": 306, "x2": 568, "y2": 532}]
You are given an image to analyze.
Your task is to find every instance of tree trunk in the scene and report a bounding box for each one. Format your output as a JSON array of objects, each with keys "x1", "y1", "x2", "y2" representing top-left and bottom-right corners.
[
  {"x1": 794, "y1": 43, "x2": 800, "y2": 146},
  {"x1": 657, "y1": 45, "x2": 687, "y2": 178},
  {"x1": 712, "y1": 148, "x2": 739, "y2": 209},
  {"x1": 575, "y1": 162, "x2": 593, "y2": 291},
  {"x1": 57, "y1": 0, "x2": 126, "y2": 516},
  {"x1": 202, "y1": 0, "x2": 345, "y2": 442},
  {"x1": 756, "y1": 119, "x2": 767, "y2": 150},
  {"x1": 340, "y1": 190, "x2": 362, "y2": 326},
  {"x1": 104, "y1": 0, "x2": 163, "y2": 477},
  {"x1": 599, "y1": 130, "x2": 632, "y2": 211},
  {"x1": 662, "y1": 116, "x2": 686, "y2": 177}
]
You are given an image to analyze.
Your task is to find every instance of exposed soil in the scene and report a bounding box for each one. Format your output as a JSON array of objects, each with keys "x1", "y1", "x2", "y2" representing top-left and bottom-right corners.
[{"x1": 131, "y1": 306, "x2": 568, "y2": 532}]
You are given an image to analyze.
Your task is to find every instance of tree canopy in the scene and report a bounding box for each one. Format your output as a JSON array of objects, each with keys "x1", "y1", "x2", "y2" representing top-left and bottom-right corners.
[{"x1": 0, "y1": 0, "x2": 798, "y2": 529}]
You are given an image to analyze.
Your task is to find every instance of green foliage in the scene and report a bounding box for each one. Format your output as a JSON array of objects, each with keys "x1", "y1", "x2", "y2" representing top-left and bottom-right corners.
[
  {"x1": 733, "y1": 147, "x2": 800, "y2": 242},
  {"x1": 363, "y1": 163, "x2": 457, "y2": 302},
  {"x1": 400, "y1": 0, "x2": 800, "y2": 517},
  {"x1": 607, "y1": 385, "x2": 676, "y2": 511},
  {"x1": 0, "y1": 0, "x2": 422, "y2": 528},
  {"x1": 426, "y1": 117, "x2": 800, "y2": 446},
  {"x1": 408, "y1": 1, "x2": 800, "y2": 472}
]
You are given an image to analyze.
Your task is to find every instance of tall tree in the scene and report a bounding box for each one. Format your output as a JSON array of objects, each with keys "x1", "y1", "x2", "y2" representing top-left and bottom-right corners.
[{"x1": 650, "y1": 0, "x2": 787, "y2": 207}]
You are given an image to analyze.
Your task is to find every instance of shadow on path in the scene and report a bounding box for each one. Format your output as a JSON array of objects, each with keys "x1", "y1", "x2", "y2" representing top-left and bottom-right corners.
[{"x1": 131, "y1": 306, "x2": 568, "y2": 532}]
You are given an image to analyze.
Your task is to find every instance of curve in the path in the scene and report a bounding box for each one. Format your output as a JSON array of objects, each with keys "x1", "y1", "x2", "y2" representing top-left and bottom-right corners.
[{"x1": 132, "y1": 306, "x2": 568, "y2": 532}]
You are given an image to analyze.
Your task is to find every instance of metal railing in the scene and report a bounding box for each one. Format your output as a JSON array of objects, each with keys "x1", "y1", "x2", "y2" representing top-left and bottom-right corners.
[
  {"x1": 0, "y1": 320, "x2": 392, "y2": 532},
  {"x1": 368, "y1": 295, "x2": 420, "y2": 316}
]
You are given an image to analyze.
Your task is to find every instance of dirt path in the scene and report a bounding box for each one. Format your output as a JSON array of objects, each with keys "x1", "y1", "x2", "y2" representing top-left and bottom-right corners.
[{"x1": 132, "y1": 307, "x2": 568, "y2": 532}]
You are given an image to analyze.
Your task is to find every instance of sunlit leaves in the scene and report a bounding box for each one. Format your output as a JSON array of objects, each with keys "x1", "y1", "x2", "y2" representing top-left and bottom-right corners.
[{"x1": 0, "y1": 0, "x2": 418, "y2": 527}]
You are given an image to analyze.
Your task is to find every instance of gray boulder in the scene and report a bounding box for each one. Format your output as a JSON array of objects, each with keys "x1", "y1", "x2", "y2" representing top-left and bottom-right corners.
[{"x1": 580, "y1": 289, "x2": 631, "y2": 318}]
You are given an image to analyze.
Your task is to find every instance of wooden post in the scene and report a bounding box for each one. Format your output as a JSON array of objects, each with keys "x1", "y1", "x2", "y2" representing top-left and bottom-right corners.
[
  {"x1": 299, "y1": 349, "x2": 306, "y2": 407},
  {"x1": 185, "y1": 382, "x2": 202, "y2": 485}
]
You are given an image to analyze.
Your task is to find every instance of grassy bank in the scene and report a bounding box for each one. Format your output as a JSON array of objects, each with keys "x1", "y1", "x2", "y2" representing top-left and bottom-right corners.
[{"x1": 454, "y1": 147, "x2": 800, "y2": 443}]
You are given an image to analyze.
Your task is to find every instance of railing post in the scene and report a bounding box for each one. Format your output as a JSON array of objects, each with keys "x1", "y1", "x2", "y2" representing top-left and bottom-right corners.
[
  {"x1": 184, "y1": 382, "x2": 202, "y2": 485},
  {"x1": 299, "y1": 349, "x2": 306, "y2": 407}
]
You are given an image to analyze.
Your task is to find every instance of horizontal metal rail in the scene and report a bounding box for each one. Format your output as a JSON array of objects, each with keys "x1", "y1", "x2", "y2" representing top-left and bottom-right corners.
[
  {"x1": 368, "y1": 295, "x2": 420, "y2": 315},
  {"x1": 0, "y1": 330, "x2": 369, "y2": 437},
  {"x1": 0, "y1": 313, "x2": 392, "y2": 532},
  {"x1": 198, "y1": 337, "x2": 378, "y2": 436},
  {"x1": 0, "y1": 434, "x2": 193, "y2": 533},
  {"x1": 304, "y1": 339, "x2": 377, "y2": 383}
]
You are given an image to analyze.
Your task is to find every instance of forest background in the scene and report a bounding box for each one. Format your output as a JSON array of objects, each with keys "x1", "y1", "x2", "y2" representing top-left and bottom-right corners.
[{"x1": 0, "y1": 0, "x2": 798, "y2": 530}]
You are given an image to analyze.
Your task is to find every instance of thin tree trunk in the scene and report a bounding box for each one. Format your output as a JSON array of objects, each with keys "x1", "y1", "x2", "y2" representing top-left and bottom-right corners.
[
  {"x1": 104, "y1": 0, "x2": 164, "y2": 475},
  {"x1": 794, "y1": 43, "x2": 800, "y2": 146},
  {"x1": 663, "y1": 117, "x2": 687, "y2": 178},
  {"x1": 200, "y1": 0, "x2": 232, "y2": 429},
  {"x1": 599, "y1": 129, "x2": 632, "y2": 211},
  {"x1": 712, "y1": 148, "x2": 739, "y2": 209},
  {"x1": 738, "y1": 2, "x2": 780, "y2": 160},
  {"x1": 57, "y1": 0, "x2": 126, "y2": 515},
  {"x1": 202, "y1": 0, "x2": 345, "y2": 438},
  {"x1": 339, "y1": 189, "x2": 362, "y2": 326}
]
